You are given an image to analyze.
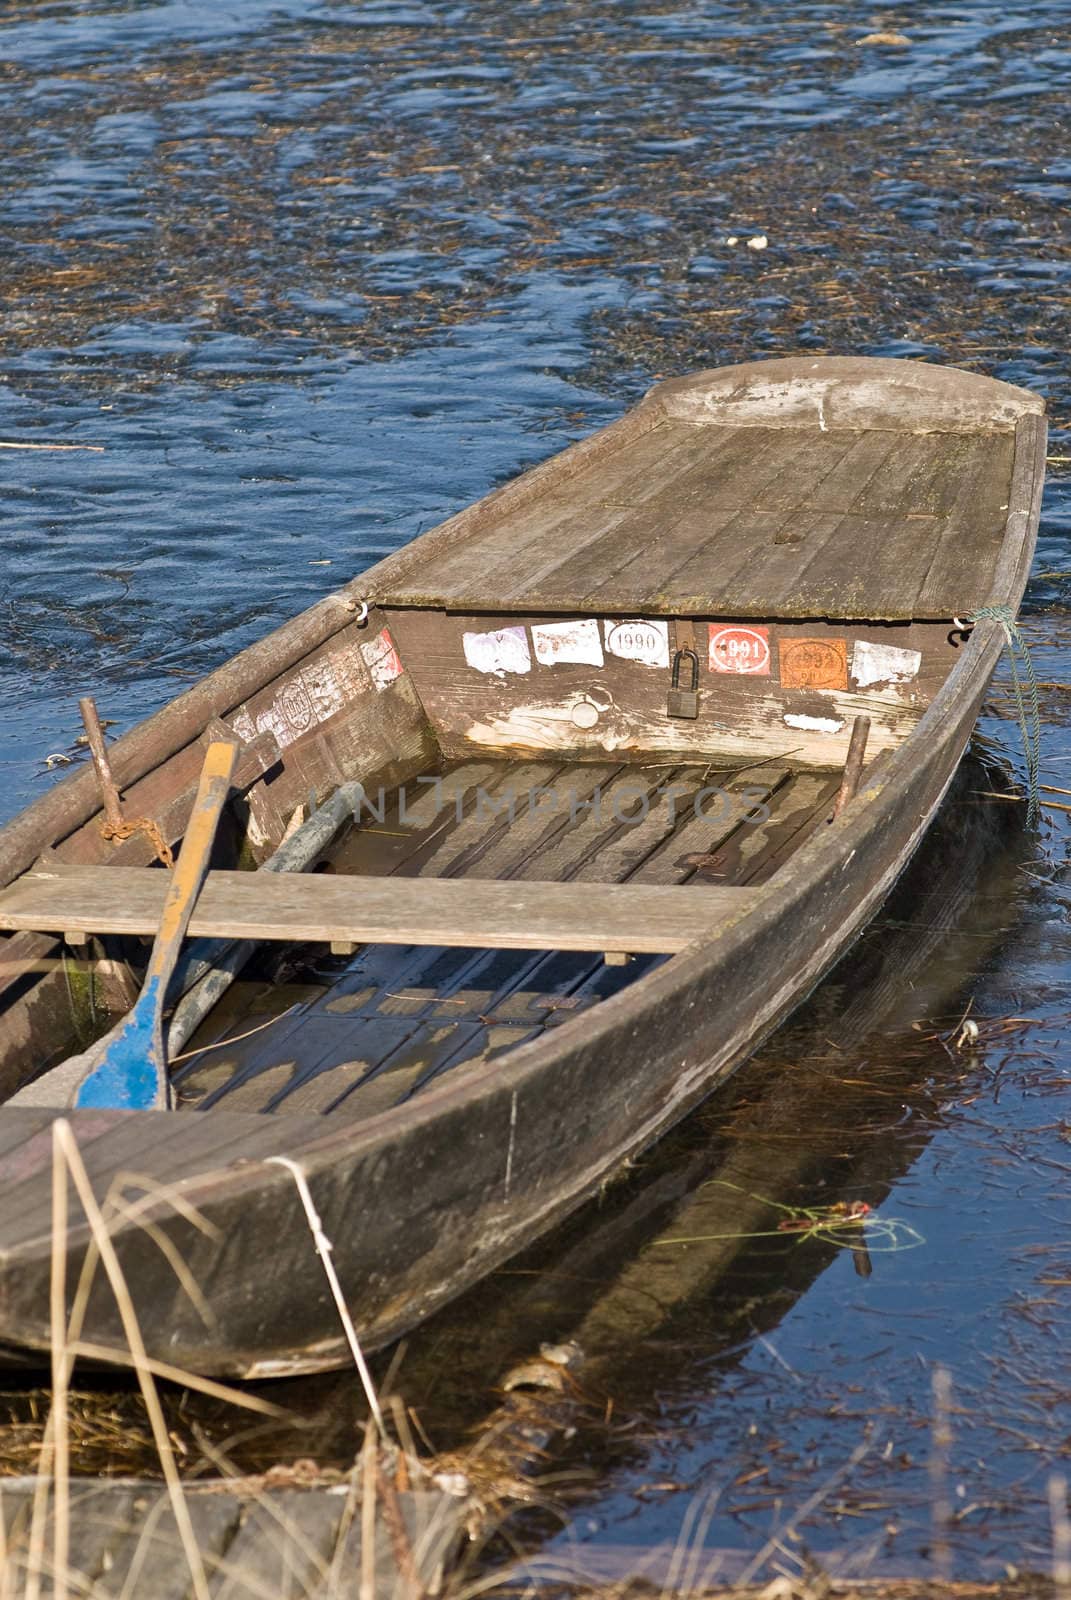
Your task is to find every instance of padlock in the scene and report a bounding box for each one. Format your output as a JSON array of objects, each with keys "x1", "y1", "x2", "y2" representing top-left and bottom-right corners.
[{"x1": 667, "y1": 646, "x2": 700, "y2": 719}]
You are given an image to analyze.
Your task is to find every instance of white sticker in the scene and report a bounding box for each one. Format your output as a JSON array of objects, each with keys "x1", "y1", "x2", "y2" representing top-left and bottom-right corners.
[
  {"x1": 274, "y1": 675, "x2": 316, "y2": 740},
  {"x1": 360, "y1": 627, "x2": 404, "y2": 690},
  {"x1": 603, "y1": 618, "x2": 670, "y2": 669},
  {"x1": 463, "y1": 625, "x2": 531, "y2": 676},
  {"x1": 783, "y1": 712, "x2": 845, "y2": 735},
  {"x1": 851, "y1": 639, "x2": 922, "y2": 689},
  {"x1": 531, "y1": 618, "x2": 604, "y2": 667},
  {"x1": 300, "y1": 658, "x2": 345, "y2": 722}
]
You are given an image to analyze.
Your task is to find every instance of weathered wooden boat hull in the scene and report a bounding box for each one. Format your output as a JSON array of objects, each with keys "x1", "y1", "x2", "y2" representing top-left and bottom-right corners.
[{"x1": 0, "y1": 357, "x2": 1046, "y2": 1376}]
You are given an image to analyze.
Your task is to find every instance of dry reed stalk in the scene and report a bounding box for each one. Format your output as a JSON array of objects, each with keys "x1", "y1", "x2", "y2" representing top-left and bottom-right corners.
[
  {"x1": 51, "y1": 1119, "x2": 212, "y2": 1600},
  {"x1": 73, "y1": 1167, "x2": 223, "y2": 1335},
  {"x1": 1051, "y1": 1474, "x2": 1071, "y2": 1597},
  {"x1": 59, "y1": 1340, "x2": 284, "y2": 1414},
  {"x1": 362, "y1": 1425, "x2": 378, "y2": 1600},
  {"x1": 50, "y1": 1123, "x2": 70, "y2": 1600},
  {"x1": 376, "y1": 1464, "x2": 423, "y2": 1600},
  {"x1": 734, "y1": 1437, "x2": 872, "y2": 1591},
  {"x1": 266, "y1": 1156, "x2": 387, "y2": 1438},
  {"x1": 325, "y1": 1461, "x2": 363, "y2": 1600},
  {"x1": 0, "y1": 1482, "x2": 12, "y2": 1600},
  {"x1": 13, "y1": 1153, "x2": 287, "y2": 1595},
  {"x1": 22, "y1": 1127, "x2": 70, "y2": 1600}
]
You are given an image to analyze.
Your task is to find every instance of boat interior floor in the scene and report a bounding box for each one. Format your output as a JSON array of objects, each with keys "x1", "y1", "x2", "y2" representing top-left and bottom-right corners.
[{"x1": 172, "y1": 757, "x2": 840, "y2": 1119}]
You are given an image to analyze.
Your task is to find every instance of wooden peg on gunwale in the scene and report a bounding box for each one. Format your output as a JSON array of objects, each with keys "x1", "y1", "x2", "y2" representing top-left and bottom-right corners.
[
  {"x1": 831, "y1": 716, "x2": 871, "y2": 820},
  {"x1": 79, "y1": 695, "x2": 123, "y2": 830}
]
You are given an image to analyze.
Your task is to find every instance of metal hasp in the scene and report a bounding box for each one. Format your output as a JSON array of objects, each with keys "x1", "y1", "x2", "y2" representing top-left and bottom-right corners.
[{"x1": 668, "y1": 646, "x2": 700, "y2": 719}]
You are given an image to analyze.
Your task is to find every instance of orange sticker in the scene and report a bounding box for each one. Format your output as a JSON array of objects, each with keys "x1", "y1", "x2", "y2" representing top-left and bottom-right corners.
[{"x1": 779, "y1": 637, "x2": 848, "y2": 691}]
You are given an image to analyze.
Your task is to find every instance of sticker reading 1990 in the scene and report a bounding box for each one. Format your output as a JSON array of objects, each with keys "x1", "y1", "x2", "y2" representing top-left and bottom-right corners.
[
  {"x1": 709, "y1": 624, "x2": 771, "y2": 675},
  {"x1": 604, "y1": 619, "x2": 670, "y2": 669}
]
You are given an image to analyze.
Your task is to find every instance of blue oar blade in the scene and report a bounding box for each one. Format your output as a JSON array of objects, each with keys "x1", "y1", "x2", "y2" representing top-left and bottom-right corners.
[{"x1": 74, "y1": 977, "x2": 167, "y2": 1110}]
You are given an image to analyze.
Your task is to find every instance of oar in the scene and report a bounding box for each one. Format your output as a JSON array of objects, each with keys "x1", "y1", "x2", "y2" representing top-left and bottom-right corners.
[{"x1": 13, "y1": 740, "x2": 239, "y2": 1111}]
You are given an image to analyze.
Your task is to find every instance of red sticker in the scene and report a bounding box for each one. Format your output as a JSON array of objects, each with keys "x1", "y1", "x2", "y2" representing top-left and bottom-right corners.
[{"x1": 709, "y1": 624, "x2": 771, "y2": 676}]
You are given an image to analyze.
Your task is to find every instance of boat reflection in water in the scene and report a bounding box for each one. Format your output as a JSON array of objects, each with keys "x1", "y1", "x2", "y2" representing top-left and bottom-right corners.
[{"x1": 367, "y1": 751, "x2": 1028, "y2": 1582}]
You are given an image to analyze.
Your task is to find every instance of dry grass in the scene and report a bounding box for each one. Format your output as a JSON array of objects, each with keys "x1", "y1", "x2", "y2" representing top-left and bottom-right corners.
[{"x1": 0, "y1": 1122, "x2": 463, "y2": 1600}]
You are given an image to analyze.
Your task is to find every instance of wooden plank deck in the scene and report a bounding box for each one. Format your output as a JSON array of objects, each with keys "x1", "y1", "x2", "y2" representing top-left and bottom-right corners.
[
  {"x1": 367, "y1": 420, "x2": 1016, "y2": 621},
  {"x1": 0, "y1": 864, "x2": 749, "y2": 954}
]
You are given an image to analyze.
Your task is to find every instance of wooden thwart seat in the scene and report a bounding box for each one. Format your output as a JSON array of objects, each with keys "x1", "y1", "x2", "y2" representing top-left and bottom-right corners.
[{"x1": 0, "y1": 865, "x2": 754, "y2": 955}]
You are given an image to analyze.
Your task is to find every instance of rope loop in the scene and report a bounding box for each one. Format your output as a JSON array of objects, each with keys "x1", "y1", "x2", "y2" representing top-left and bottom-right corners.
[{"x1": 969, "y1": 604, "x2": 1042, "y2": 828}]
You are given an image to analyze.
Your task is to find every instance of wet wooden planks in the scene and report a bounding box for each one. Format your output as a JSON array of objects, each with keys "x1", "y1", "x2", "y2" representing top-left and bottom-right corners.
[
  {"x1": 0, "y1": 1475, "x2": 463, "y2": 1600},
  {"x1": 175, "y1": 760, "x2": 835, "y2": 1119},
  {"x1": 372, "y1": 422, "x2": 1016, "y2": 620}
]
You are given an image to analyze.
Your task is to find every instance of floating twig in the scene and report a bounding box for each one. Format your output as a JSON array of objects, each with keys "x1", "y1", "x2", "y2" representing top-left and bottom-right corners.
[{"x1": 0, "y1": 441, "x2": 103, "y2": 452}]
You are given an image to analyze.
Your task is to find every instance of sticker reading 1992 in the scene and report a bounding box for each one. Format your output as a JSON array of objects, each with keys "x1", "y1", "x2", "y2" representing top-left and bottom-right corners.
[
  {"x1": 709, "y1": 624, "x2": 771, "y2": 676},
  {"x1": 779, "y1": 637, "x2": 848, "y2": 691}
]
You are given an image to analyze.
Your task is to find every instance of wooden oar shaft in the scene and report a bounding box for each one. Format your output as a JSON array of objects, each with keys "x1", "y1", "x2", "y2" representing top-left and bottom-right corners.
[{"x1": 147, "y1": 740, "x2": 239, "y2": 978}]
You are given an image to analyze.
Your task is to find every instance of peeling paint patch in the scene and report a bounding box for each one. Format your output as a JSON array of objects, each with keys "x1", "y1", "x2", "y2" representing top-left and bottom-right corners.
[
  {"x1": 360, "y1": 627, "x2": 404, "y2": 690},
  {"x1": 784, "y1": 712, "x2": 845, "y2": 734},
  {"x1": 852, "y1": 638, "x2": 922, "y2": 689},
  {"x1": 463, "y1": 625, "x2": 531, "y2": 676},
  {"x1": 532, "y1": 618, "x2": 604, "y2": 667}
]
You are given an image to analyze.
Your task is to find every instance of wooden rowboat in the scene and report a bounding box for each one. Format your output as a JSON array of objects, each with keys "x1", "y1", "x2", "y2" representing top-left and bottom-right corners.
[{"x1": 0, "y1": 356, "x2": 1046, "y2": 1378}]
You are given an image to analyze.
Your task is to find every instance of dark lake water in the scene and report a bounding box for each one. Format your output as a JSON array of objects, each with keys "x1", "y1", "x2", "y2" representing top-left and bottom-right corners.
[{"x1": 1, "y1": 0, "x2": 1070, "y2": 1586}]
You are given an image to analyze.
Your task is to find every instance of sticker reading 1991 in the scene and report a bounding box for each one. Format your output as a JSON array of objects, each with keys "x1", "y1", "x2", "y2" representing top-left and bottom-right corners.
[{"x1": 709, "y1": 624, "x2": 771, "y2": 675}]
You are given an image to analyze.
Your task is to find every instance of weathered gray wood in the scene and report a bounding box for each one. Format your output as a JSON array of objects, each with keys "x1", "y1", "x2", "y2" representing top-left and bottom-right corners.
[
  {"x1": 519, "y1": 423, "x2": 762, "y2": 610},
  {"x1": 0, "y1": 358, "x2": 1048, "y2": 1380},
  {"x1": 0, "y1": 593, "x2": 370, "y2": 894},
  {"x1": 438, "y1": 763, "x2": 622, "y2": 880},
  {"x1": 627, "y1": 429, "x2": 865, "y2": 612},
  {"x1": 391, "y1": 758, "x2": 567, "y2": 877},
  {"x1": 94, "y1": 1489, "x2": 241, "y2": 1599},
  {"x1": 653, "y1": 353, "x2": 1045, "y2": 433},
  {"x1": 211, "y1": 1487, "x2": 342, "y2": 1600},
  {"x1": 0, "y1": 1482, "x2": 144, "y2": 1597},
  {"x1": 0, "y1": 1477, "x2": 463, "y2": 1600},
  {"x1": 0, "y1": 864, "x2": 749, "y2": 954},
  {"x1": 702, "y1": 770, "x2": 841, "y2": 885},
  {"x1": 431, "y1": 421, "x2": 705, "y2": 607},
  {"x1": 385, "y1": 608, "x2": 945, "y2": 772},
  {"x1": 629, "y1": 770, "x2": 790, "y2": 884},
  {"x1": 510, "y1": 765, "x2": 684, "y2": 882},
  {"x1": 0, "y1": 1108, "x2": 326, "y2": 1258},
  {"x1": 365, "y1": 359, "x2": 1035, "y2": 620},
  {"x1": 914, "y1": 432, "x2": 1019, "y2": 616}
]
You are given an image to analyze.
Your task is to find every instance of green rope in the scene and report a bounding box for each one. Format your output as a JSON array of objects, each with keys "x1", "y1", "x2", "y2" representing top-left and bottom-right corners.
[{"x1": 970, "y1": 604, "x2": 1042, "y2": 828}]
